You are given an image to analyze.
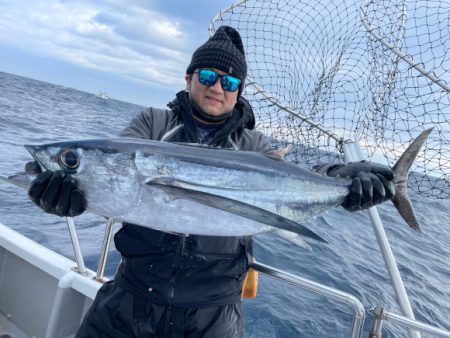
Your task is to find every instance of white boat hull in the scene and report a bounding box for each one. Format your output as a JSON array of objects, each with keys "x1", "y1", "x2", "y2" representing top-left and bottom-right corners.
[{"x1": 0, "y1": 223, "x2": 103, "y2": 338}]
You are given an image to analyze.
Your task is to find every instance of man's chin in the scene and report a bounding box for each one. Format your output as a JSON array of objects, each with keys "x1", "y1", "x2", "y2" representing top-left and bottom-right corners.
[{"x1": 199, "y1": 105, "x2": 223, "y2": 117}]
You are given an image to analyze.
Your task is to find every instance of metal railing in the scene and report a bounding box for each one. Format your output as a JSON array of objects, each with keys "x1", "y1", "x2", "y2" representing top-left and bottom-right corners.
[
  {"x1": 95, "y1": 218, "x2": 116, "y2": 282},
  {"x1": 250, "y1": 261, "x2": 366, "y2": 338},
  {"x1": 66, "y1": 217, "x2": 450, "y2": 338},
  {"x1": 370, "y1": 307, "x2": 450, "y2": 338}
]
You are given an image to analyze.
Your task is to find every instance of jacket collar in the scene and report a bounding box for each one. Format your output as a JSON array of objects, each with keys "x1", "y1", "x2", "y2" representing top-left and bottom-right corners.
[{"x1": 167, "y1": 90, "x2": 256, "y2": 146}]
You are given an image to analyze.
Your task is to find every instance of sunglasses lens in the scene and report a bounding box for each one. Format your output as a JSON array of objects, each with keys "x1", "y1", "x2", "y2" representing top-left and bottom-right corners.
[
  {"x1": 197, "y1": 69, "x2": 241, "y2": 92},
  {"x1": 221, "y1": 76, "x2": 240, "y2": 92},
  {"x1": 198, "y1": 69, "x2": 218, "y2": 86}
]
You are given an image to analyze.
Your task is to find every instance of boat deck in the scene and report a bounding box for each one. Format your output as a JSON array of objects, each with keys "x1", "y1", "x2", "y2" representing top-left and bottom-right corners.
[{"x1": 0, "y1": 311, "x2": 26, "y2": 338}]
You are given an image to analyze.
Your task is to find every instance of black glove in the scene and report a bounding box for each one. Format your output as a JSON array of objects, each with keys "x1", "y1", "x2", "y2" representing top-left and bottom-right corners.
[
  {"x1": 326, "y1": 161, "x2": 395, "y2": 211},
  {"x1": 27, "y1": 161, "x2": 86, "y2": 217}
]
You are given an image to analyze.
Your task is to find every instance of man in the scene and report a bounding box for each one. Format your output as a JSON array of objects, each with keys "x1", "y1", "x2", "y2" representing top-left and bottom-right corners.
[{"x1": 28, "y1": 26, "x2": 394, "y2": 337}]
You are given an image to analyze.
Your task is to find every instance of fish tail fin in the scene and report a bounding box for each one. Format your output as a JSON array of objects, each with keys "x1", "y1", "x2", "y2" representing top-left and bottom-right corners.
[{"x1": 391, "y1": 128, "x2": 433, "y2": 232}]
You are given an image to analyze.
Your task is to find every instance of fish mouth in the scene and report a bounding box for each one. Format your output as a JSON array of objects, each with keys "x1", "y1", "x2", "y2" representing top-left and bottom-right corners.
[
  {"x1": 0, "y1": 171, "x2": 38, "y2": 189},
  {"x1": 24, "y1": 144, "x2": 38, "y2": 156}
]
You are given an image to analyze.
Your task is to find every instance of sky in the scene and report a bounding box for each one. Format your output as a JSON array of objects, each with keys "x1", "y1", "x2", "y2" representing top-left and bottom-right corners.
[{"x1": 0, "y1": 0, "x2": 235, "y2": 107}]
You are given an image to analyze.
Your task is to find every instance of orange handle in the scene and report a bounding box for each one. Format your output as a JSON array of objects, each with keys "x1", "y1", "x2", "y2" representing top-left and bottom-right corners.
[{"x1": 242, "y1": 267, "x2": 258, "y2": 298}]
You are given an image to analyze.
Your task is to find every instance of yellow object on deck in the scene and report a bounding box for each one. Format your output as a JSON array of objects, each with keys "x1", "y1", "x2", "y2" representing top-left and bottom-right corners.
[{"x1": 242, "y1": 267, "x2": 258, "y2": 298}]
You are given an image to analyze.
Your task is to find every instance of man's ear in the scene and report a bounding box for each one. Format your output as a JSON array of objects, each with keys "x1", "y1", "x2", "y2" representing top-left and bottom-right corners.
[{"x1": 185, "y1": 74, "x2": 192, "y2": 92}]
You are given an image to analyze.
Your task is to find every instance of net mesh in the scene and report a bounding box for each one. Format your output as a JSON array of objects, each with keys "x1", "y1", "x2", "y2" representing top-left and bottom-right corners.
[{"x1": 210, "y1": 0, "x2": 450, "y2": 198}]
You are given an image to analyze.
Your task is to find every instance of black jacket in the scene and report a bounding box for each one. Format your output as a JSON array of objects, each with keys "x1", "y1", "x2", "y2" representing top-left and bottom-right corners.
[{"x1": 114, "y1": 91, "x2": 272, "y2": 307}]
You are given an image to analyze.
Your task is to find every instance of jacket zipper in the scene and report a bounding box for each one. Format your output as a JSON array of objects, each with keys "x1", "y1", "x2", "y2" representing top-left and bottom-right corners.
[
  {"x1": 228, "y1": 133, "x2": 239, "y2": 150},
  {"x1": 161, "y1": 124, "x2": 184, "y2": 142},
  {"x1": 169, "y1": 235, "x2": 187, "y2": 300}
]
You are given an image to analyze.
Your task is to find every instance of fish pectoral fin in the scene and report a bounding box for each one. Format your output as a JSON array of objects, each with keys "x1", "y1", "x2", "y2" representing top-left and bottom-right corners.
[
  {"x1": 146, "y1": 177, "x2": 248, "y2": 191},
  {"x1": 147, "y1": 181, "x2": 327, "y2": 243},
  {"x1": 275, "y1": 229, "x2": 312, "y2": 251},
  {"x1": 146, "y1": 177, "x2": 208, "y2": 189}
]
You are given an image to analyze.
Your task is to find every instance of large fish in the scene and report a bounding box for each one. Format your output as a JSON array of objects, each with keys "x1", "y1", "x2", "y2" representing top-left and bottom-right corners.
[{"x1": 0, "y1": 129, "x2": 432, "y2": 243}]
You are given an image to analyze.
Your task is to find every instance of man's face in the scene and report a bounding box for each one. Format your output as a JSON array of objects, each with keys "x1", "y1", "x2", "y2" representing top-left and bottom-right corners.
[{"x1": 185, "y1": 68, "x2": 239, "y2": 117}]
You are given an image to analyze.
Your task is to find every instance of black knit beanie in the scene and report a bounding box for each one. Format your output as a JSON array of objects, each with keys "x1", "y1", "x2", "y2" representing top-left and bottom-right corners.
[{"x1": 186, "y1": 26, "x2": 247, "y2": 84}]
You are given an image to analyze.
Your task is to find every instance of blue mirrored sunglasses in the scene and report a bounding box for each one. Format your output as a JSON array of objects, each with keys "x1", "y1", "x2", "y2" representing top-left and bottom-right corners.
[{"x1": 195, "y1": 69, "x2": 241, "y2": 92}]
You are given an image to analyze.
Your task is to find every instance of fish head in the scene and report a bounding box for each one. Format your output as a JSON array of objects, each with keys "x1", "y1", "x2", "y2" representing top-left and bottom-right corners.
[
  {"x1": 24, "y1": 140, "x2": 86, "y2": 175},
  {"x1": 23, "y1": 139, "x2": 142, "y2": 215},
  {"x1": 1, "y1": 140, "x2": 89, "y2": 190}
]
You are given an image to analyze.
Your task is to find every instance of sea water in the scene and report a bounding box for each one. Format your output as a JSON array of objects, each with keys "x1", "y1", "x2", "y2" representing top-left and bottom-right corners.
[{"x1": 0, "y1": 71, "x2": 449, "y2": 337}]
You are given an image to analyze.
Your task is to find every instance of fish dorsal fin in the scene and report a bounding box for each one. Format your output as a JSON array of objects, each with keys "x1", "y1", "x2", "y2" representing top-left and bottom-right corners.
[{"x1": 146, "y1": 180, "x2": 327, "y2": 243}]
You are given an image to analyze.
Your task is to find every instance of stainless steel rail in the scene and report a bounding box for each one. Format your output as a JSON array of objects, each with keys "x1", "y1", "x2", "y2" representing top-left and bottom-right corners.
[
  {"x1": 370, "y1": 307, "x2": 450, "y2": 338},
  {"x1": 250, "y1": 261, "x2": 366, "y2": 338},
  {"x1": 65, "y1": 216, "x2": 87, "y2": 275},
  {"x1": 95, "y1": 218, "x2": 116, "y2": 282}
]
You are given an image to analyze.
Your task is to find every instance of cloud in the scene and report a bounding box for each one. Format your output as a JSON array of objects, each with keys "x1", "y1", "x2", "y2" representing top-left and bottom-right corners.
[{"x1": 0, "y1": 0, "x2": 198, "y2": 88}]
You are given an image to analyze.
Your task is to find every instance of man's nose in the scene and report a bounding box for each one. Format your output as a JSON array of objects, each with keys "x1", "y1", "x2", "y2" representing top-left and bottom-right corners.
[{"x1": 209, "y1": 78, "x2": 224, "y2": 93}]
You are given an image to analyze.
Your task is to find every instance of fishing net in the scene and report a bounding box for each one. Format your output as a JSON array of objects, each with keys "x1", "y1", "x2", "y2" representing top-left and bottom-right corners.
[{"x1": 210, "y1": 0, "x2": 450, "y2": 198}]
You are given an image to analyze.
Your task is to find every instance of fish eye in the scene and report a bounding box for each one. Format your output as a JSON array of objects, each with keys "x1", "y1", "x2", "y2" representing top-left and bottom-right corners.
[{"x1": 58, "y1": 148, "x2": 80, "y2": 170}]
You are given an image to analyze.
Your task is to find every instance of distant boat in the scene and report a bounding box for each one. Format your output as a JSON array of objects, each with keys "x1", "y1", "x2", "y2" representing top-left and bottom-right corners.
[{"x1": 96, "y1": 91, "x2": 109, "y2": 100}]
